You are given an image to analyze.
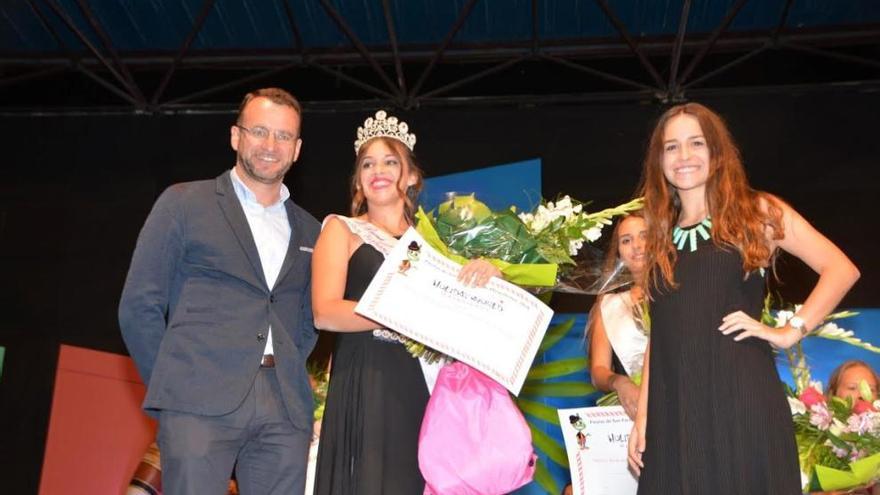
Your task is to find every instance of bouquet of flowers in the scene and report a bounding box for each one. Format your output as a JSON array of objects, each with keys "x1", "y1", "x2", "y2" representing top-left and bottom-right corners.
[
  {"x1": 417, "y1": 193, "x2": 643, "y2": 290},
  {"x1": 765, "y1": 297, "x2": 880, "y2": 492},
  {"x1": 788, "y1": 382, "x2": 880, "y2": 492},
  {"x1": 401, "y1": 193, "x2": 642, "y2": 364}
]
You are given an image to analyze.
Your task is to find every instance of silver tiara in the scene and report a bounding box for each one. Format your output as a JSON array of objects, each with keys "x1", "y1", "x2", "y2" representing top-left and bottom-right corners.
[{"x1": 354, "y1": 110, "x2": 416, "y2": 154}]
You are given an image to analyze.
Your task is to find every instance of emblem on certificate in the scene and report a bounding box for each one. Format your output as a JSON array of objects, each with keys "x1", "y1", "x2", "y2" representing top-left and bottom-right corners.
[{"x1": 356, "y1": 228, "x2": 554, "y2": 395}]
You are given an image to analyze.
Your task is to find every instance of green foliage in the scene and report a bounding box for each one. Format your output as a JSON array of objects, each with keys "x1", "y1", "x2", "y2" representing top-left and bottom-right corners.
[{"x1": 526, "y1": 358, "x2": 587, "y2": 381}]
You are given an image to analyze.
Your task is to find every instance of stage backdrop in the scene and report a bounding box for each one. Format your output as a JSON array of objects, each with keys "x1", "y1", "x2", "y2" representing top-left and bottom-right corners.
[{"x1": 422, "y1": 160, "x2": 880, "y2": 495}]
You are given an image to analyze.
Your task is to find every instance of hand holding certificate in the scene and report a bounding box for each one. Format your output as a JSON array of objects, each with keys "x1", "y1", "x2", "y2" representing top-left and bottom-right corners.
[{"x1": 355, "y1": 227, "x2": 554, "y2": 395}]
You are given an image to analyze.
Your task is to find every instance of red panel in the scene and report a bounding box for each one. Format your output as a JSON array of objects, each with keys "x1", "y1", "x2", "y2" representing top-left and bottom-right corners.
[{"x1": 39, "y1": 344, "x2": 156, "y2": 494}]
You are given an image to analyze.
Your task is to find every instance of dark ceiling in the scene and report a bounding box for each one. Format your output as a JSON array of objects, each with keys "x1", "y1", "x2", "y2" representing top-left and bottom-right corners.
[{"x1": 2, "y1": 0, "x2": 879, "y2": 114}]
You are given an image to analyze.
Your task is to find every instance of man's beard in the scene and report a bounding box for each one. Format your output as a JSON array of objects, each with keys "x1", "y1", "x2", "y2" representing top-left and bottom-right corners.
[{"x1": 238, "y1": 152, "x2": 293, "y2": 185}]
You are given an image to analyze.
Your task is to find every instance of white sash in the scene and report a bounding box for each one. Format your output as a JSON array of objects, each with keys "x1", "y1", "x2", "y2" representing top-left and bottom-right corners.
[
  {"x1": 599, "y1": 291, "x2": 648, "y2": 377},
  {"x1": 329, "y1": 215, "x2": 445, "y2": 393}
]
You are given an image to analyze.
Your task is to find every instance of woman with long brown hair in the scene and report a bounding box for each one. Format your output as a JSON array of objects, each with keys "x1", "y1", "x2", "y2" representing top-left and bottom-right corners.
[
  {"x1": 588, "y1": 211, "x2": 648, "y2": 420},
  {"x1": 311, "y1": 111, "x2": 500, "y2": 494},
  {"x1": 626, "y1": 103, "x2": 859, "y2": 494}
]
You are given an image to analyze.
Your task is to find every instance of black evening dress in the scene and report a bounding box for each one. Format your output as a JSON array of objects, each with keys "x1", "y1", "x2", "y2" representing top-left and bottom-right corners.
[
  {"x1": 636, "y1": 222, "x2": 801, "y2": 495},
  {"x1": 314, "y1": 243, "x2": 430, "y2": 495}
]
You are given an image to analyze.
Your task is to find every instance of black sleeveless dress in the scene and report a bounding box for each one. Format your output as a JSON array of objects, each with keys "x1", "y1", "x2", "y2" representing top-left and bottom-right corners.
[
  {"x1": 636, "y1": 228, "x2": 801, "y2": 494},
  {"x1": 314, "y1": 243, "x2": 430, "y2": 495}
]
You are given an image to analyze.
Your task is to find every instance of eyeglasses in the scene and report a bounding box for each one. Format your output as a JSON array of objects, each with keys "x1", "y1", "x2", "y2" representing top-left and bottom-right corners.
[{"x1": 235, "y1": 124, "x2": 297, "y2": 144}]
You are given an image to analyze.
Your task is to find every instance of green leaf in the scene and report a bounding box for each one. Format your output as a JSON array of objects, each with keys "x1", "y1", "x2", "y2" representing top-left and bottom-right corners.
[
  {"x1": 530, "y1": 423, "x2": 569, "y2": 468},
  {"x1": 539, "y1": 318, "x2": 576, "y2": 353},
  {"x1": 532, "y1": 460, "x2": 559, "y2": 495},
  {"x1": 527, "y1": 358, "x2": 587, "y2": 380},
  {"x1": 521, "y1": 381, "x2": 595, "y2": 397},
  {"x1": 517, "y1": 398, "x2": 562, "y2": 425},
  {"x1": 536, "y1": 291, "x2": 554, "y2": 305}
]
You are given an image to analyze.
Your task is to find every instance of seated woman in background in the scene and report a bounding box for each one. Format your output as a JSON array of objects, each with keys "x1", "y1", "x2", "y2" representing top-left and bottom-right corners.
[
  {"x1": 814, "y1": 360, "x2": 880, "y2": 495},
  {"x1": 827, "y1": 359, "x2": 880, "y2": 402}
]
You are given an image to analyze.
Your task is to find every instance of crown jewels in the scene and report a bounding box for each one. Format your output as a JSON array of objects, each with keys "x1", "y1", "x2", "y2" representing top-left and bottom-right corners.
[{"x1": 354, "y1": 110, "x2": 416, "y2": 154}]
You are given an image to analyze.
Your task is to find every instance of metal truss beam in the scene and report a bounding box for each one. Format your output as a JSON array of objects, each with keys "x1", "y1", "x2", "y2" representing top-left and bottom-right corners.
[
  {"x1": 410, "y1": 0, "x2": 480, "y2": 98},
  {"x1": 381, "y1": 0, "x2": 407, "y2": 96},
  {"x1": 76, "y1": 62, "x2": 140, "y2": 105},
  {"x1": 782, "y1": 42, "x2": 880, "y2": 70},
  {"x1": 531, "y1": 0, "x2": 539, "y2": 54},
  {"x1": 678, "y1": 0, "x2": 750, "y2": 87},
  {"x1": 151, "y1": 0, "x2": 217, "y2": 106},
  {"x1": 418, "y1": 56, "x2": 524, "y2": 99},
  {"x1": 6, "y1": 29, "x2": 878, "y2": 69},
  {"x1": 772, "y1": 0, "x2": 796, "y2": 41},
  {"x1": 542, "y1": 54, "x2": 659, "y2": 92},
  {"x1": 27, "y1": 0, "x2": 135, "y2": 106},
  {"x1": 281, "y1": 0, "x2": 304, "y2": 54},
  {"x1": 308, "y1": 62, "x2": 397, "y2": 100},
  {"x1": 162, "y1": 63, "x2": 299, "y2": 106},
  {"x1": 668, "y1": 0, "x2": 693, "y2": 99},
  {"x1": 74, "y1": 0, "x2": 145, "y2": 104},
  {"x1": 594, "y1": 0, "x2": 665, "y2": 90},
  {"x1": 319, "y1": 0, "x2": 399, "y2": 96},
  {"x1": 6, "y1": 79, "x2": 880, "y2": 117},
  {"x1": 44, "y1": 0, "x2": 138, "y2": 103},
  {"x1": 682, "y1": 43, "x2": 770, "y2": 90},
  {"x1": 0, "y1": 65, "x2": 68, "y2": 88}
]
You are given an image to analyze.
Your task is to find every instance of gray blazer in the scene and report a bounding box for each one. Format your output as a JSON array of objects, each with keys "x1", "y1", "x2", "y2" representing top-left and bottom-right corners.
[{"x1": 119, "y1": 171, "x2": 320, "y2": 430}]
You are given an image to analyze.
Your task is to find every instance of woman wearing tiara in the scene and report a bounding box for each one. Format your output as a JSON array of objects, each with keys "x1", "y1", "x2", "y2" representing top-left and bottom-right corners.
[{"x1": 312, "y1": 111, "x2": 500, "y2": 494}]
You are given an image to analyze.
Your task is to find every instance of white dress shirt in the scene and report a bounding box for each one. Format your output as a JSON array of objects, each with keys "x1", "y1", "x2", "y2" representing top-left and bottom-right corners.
[{"x1": 229, "y1": 167, "x2": 291, "y2": 356}]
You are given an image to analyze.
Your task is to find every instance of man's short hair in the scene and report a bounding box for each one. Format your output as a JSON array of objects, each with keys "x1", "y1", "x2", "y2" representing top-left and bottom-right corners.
[{"x1": 237, "y1": 88, "x2": 302, "y2": 121}]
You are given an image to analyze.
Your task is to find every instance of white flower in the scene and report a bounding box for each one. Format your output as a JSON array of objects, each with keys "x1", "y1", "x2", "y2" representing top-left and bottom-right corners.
[
  {"x1": 775, "y1": 310, "x2": 794, "y2": 328},
  {"x1": 829, "y1": 417, "x2": 847, "y2": 436},
  {"x1": 584, "y1": 227, "x2": 603, "y2": 242},
  {"x1": 815, "y1": 322, "x2": 854, "y2": 339},
  {"x1": 788, "y1": 396, "x2": 807, "y2": 415},
  {"x1": 555, "y1": 196, "x2": 572, "y2": 210},
  {"x1": 569, "y1": 239, "x2": 584, "y2": 256}
]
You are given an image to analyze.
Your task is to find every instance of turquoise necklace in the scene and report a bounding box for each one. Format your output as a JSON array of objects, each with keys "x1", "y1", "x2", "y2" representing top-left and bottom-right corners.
[{"x1": 672, "y1": 217, "x2": 712, "y2": 252}]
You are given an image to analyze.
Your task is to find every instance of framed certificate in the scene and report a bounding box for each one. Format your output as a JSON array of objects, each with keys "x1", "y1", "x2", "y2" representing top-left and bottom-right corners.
[
  {"x1": 558, "y1": 406, "x2": 638, "y2": 495},
  {"x1": 355, "y1": 227, "x2": 554, "y2": 395}
]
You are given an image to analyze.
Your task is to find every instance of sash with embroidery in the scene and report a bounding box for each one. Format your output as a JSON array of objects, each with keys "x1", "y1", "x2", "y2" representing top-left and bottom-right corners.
[
  {"x1": 329, "y1": 215, "x2": 447, "y2": 392},
  {"x1": 600, "y1": 291, "x2": 648, "y2": 377}
]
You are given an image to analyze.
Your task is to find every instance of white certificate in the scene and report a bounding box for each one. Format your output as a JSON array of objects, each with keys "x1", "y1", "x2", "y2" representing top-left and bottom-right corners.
[
  {"x1": 558, "y1": 406, "x2": 638, "y2": 495},
  {"x1": 354, "y1": 227, "x2": 554, "y2": 395}
]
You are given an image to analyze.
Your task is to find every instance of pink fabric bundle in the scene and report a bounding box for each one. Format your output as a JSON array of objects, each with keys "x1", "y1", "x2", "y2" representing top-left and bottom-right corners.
[{"x1": 419, "y1": 362, "x2": 537, "y2": 495}]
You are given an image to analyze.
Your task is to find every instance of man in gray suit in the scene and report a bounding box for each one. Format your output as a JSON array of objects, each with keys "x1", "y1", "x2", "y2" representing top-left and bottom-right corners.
[{"x1": 119, "y1": 87, "x2": 320, "y2": 494}]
